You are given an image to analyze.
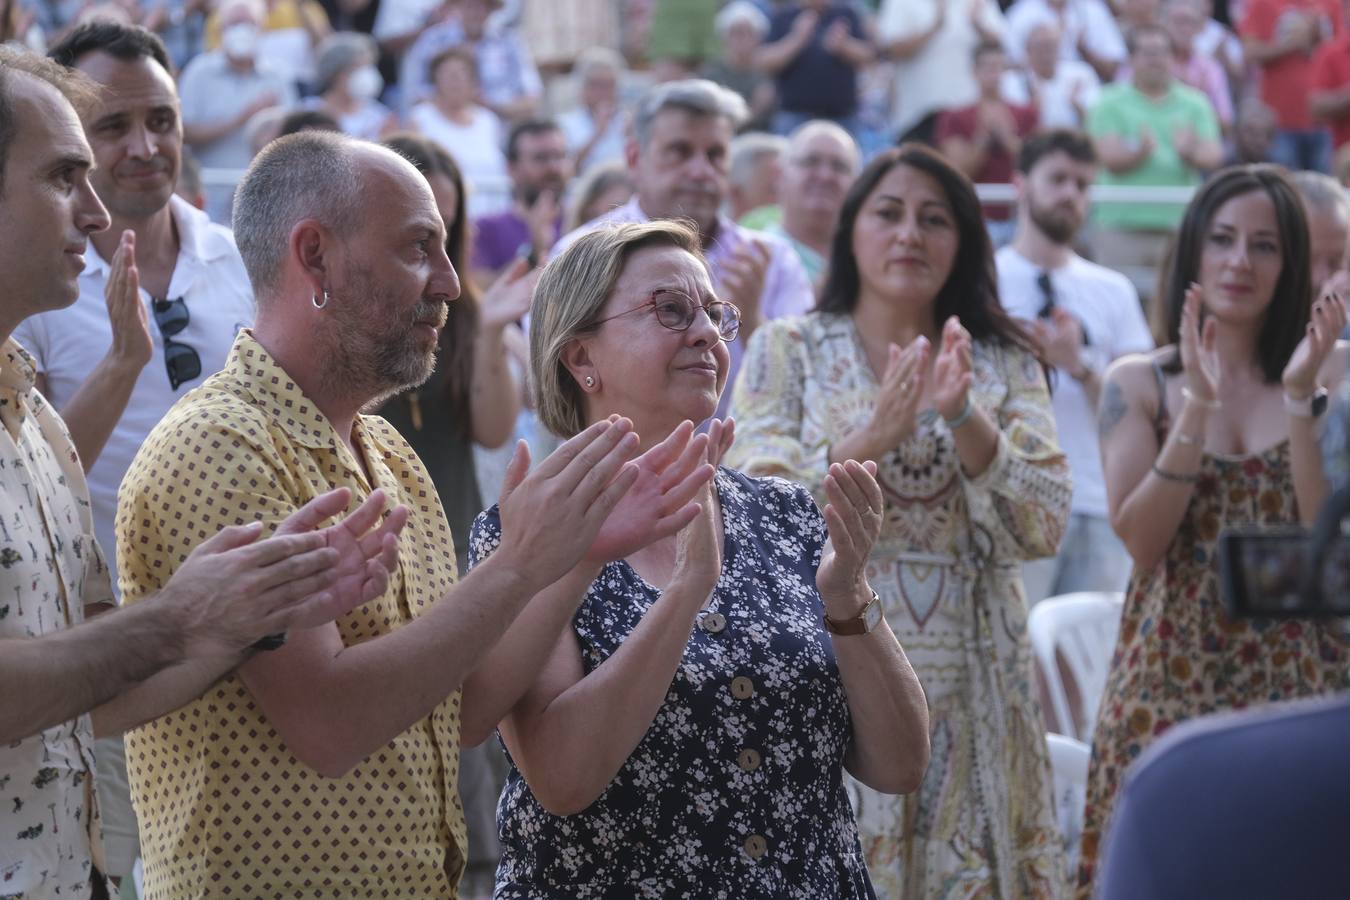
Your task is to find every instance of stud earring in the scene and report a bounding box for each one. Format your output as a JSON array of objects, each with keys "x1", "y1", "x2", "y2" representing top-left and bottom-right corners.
[{"x1": 584, "y1": 376, "x2": 595, "y2": 388}]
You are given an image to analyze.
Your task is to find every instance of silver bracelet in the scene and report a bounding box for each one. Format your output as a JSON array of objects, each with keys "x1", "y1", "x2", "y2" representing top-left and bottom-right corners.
[
  {"x1": 1180, "y1": 386, "x2": 1222, "y2": 411},
  {"x1": 943, "y1": 396, "x2": 975, "y2": 430}
]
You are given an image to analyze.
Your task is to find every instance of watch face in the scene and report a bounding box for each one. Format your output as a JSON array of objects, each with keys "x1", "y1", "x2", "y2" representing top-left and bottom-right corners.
[{"x1": 864, "y1": 598, "x2": 884, "y2": 632}]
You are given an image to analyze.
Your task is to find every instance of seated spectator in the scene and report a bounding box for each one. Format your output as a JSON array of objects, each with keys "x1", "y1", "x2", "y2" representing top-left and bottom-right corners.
[
  {"x1": 1228, "y1": 96, "x2": 1279, "y2": 164},
  {"x1": 1087, "y1": 24, "x2": 1221, "y2": 297},
  {"x1": 937, "y1": 41, "x2": 1039, "y2": 246},
  {"x1": 1095, "y1": 696, "x2": 1350, "y2": 900},
  {"x1": 1241, "y1": 0, "x2": 1340, "y2": 173},
  {"x1": 701, "y1": 1, "x2": 776, "y2": 133},
  {"x1": 1163, "y1": 0, "x2": 1234, "y2": 131},
  {"x1": 1005, "y1": 0, "x2": 1127, "y2": 83},
  {"x1": 400, "y1": 0, "x2": 540, "y2": 122},
  {"x1": 876, "y1": 0, "x2": 1007, "y2": 146},
  {"x1": 307, "y1": 31, "x2": 395, "y2": 140},
  {"x1": 750, "y1": 119, "x2": 860, "y2": 284},
  {"x1": 1311, "y1": 13, "x2": 1350, "y2": 162},
  {"x1": 558, "y1": 47, "x2": 627, "y2": 175},
  {"x1": 756, "y1": 0, "x2": 874, "y2": 135},
  {"x1": 728, "y1": 131, "x2": 786, "y2": 225},
  {"x1": 564, "y1": 160, "x2": 635, "y2": 231},
  {"x1": 408, "y1": 45, "x2": 508, "y2": 218},
  {"x1": 203, "y1": 0, "x2": 330, "y2": 87},
  {"x1": 178, "y1": 0, "x2": 296, "y2": 220},
  {"x1": 1292, "y1": 170, "x2": 1350, "y2": 296},
  {"x1": 1002, "y1": 22, "x2": 1100, "y2": 129},
  {"x1": 471, "y1": 118, "x2": 569, "y2": 281}
]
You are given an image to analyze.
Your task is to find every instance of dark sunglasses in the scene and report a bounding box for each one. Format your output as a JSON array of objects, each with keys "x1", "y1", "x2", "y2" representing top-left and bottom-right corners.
[
  {"x1": 151, "y1": 296, "x2": 202, "y2": 391},
  {"x1": 592, "y1": 289, "x2": 741, "y2": 342}
]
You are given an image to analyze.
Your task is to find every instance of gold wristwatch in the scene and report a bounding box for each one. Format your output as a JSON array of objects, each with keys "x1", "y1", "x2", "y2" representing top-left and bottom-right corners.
[{"x1": 823, "y1": 589, "x2": 883, "y2": 636}]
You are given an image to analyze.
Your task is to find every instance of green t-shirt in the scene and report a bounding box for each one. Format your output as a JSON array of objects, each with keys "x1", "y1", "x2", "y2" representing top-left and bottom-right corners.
[{"x1": 1087, "y1": 82, "x2": 1220, "y2": 231}]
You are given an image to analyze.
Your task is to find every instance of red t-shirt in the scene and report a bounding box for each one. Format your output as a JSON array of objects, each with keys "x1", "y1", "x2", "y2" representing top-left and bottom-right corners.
[
  {"x1": 1241, "y1": 0, "x2": 1343, "y2": 130},
  {"x1": 935, "y1": 102, "x2": 1038, "y2": 221},
  {"x1": 1312, "y1": 37, "x2": 1350, "y2": 146}
]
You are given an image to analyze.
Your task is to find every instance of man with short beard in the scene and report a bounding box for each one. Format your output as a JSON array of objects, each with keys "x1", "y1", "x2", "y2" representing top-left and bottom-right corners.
[
  {"x1": 996, "y1": 129, "x2": 1154, "y2": 609},
  {"x1": 15, "y1": 22, "x2": 260, "y2": 882},
  {"x1": 114, "y1": 129, "x2": 707, "y2": 897}
]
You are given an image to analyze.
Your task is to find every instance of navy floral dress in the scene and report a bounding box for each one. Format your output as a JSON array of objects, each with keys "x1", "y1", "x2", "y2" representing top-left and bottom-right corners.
[{"x1": 467, "y1": 467, "x2": 876, "y2": 899}]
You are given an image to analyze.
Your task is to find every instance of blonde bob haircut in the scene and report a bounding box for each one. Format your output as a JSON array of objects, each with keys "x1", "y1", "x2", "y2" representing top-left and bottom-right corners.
[{"x1": 531, "y1": 219, "x2": 706, "y2": 438}]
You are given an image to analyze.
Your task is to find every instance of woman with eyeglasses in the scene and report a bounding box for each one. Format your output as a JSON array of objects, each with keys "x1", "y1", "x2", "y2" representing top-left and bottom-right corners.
[
  {"x1": 727, "y1": 144, "x2": 1071, "y2": 898},
  {"x1": 463, "y1": 219, "x2": 930, "y2": 898}
]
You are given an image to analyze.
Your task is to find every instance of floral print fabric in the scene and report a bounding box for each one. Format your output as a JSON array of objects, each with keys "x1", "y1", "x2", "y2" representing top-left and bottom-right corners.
[
  {"x1": 727, "y1": 313, "x2": 1072, "y2": 899},
  {"x1": 468, "y1": 468, "x2": 875, "y2": 899}
]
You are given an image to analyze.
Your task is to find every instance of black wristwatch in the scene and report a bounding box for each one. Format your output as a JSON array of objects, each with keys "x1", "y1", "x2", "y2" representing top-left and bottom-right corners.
[{"x1": 250, "y1": 632, "x2": 288, "y2": 651}]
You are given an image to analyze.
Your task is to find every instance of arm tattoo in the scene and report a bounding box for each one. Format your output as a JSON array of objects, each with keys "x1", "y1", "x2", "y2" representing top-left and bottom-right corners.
[{"x1": 1098, "y1": 379, "x2": 1129, "y2": 440}]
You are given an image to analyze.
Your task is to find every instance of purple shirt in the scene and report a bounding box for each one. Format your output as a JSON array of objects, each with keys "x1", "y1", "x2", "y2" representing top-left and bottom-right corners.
[
  {"x1": 552, "y1": 198, "x2": 817, "y2": 419},
  {"x1": 472, "y1": 208, "x2": 561, "y2": 273}
]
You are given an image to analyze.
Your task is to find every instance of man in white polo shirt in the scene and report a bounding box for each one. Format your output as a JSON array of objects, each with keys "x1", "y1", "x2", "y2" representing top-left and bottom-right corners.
[
  {"x1": 13, "y1": 21, "x2": 256, "y2": 886},
  {"x1": 997, "y1": 129, "x2": 1154, "y2": 604}
]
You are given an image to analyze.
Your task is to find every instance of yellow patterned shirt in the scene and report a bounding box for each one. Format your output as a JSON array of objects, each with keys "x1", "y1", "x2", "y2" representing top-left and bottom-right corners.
[{"x1": 116, "y1": 331, "x2": 466, "y2": 899}]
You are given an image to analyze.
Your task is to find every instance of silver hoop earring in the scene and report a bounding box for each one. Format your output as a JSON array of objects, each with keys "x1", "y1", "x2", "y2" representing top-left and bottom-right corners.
[
  {"x1": 312, "y1": 291, "x2": 329, "y2": 310},
  {"x1": 584, "y1": 376, "x2": 595, "y2": 388}
]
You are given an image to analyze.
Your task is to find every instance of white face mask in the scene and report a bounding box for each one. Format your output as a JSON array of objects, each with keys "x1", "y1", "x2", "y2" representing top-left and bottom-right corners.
[
  {"x1": 222, "y1": 23, "x2": 260, "y2": 61},
  {"x1": 347, "y1": 65, "x2": 384, "y2": 101}
]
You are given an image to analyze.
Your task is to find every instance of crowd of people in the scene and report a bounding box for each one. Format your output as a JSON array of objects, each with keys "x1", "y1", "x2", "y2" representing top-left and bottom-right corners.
[{"x1": 3, "y1": 0, "x2": 1350, "y2": 898}]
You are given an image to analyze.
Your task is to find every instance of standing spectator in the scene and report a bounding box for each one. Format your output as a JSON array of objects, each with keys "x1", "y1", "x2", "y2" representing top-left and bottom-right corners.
[
  {"x1": 1164, "y1": 0, "x2": 1235, "y2": 131},
  {"x1": 1077, "y1": 163, "x2": 1350, "y2": 895},
  {"x1": 1001, "y1": 22, "x2": 1101, "y2": 130},
  {"x1": 178, "y1": 0, "x2": 297, "y2": 219},
  {"x1": 1195, "y1": 0, "x2": 1246, "y2": 85},
  {"x1": 756, "y1": 0, "x2": 874, "y2": 135},
  {"x1": 564, "y1": 160, "x2": 635, "y2": 231},
  {"x1": 1241, "y1": 0, "x2": 1341, "y2": 172},
  {"x1": 1087, "y1": 25, "x2": 1222, "y2": 298},
  {"x1": 28, "y1": 25, "x2": 264, "y2": 884},
  {"x1": 938, "y1": 42, "x2": 1039, "y2": 246},
  {"x1": 1292, "y1": 170, "x2": 1350, "y2": 294},
  {"x1": 399, "y1": 0, "x2": 540, "y2": 122},
  {"x1": 307, "y1": 32, "x2": 395, "y2": 140},
  {"x1": 702, "y1": 1, "x2": 776, "y2": 133},
  {"x1": 756, "y1": 120, "x2": 860, "y2": 284},
  {"x1": 1005, "y1": 0, "x2": 1128, "y2": 83},
  {"x1": 728, "y1": 144, "x2": 1070, "y2": 899},
  {"x1": 471, "y1": 118, "x2": 570, "y2": 281},
  {"x1": 558, "y1": 47, "x2": 627, "y2": 175},
  {"x1": 1311, "y1": 2, "x2": 1350, "y2": 158},
  {"x1": 997, "y1": 130, "x2": 1154, "y2": 609},
  {"x1": 877, "y1": 0, "x2": 1008, "y2": 145},
  {"x1": 408, "y1": 46, "x2": 508, "y2": 217},
  {"x1": 554, "y1": 79, "x2": 816, "y2": 421},
  {"x1": 1229, "y1": 96, "x2": 1280, "y2": 163},
  {"x1": 728, "y1": 131, "x2": 786, "y2": 225},
  {"x1": 202, "y1": 0, "x2": 331, "y2": 88}
]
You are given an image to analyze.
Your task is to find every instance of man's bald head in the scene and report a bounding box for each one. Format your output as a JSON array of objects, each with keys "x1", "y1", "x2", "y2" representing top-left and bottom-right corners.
[{"x1": 233, "y1": 131, "x2": 431, "y2": 300}]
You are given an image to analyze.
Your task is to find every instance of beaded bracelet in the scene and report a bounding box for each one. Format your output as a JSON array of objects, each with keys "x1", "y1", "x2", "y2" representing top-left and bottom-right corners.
[{"x1": 1151, "y1": 464, "x2": 1199, "y2": 484}]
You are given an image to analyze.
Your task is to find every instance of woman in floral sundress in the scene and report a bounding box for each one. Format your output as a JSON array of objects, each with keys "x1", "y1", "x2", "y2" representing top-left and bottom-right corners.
[
  {"x1": 1077, "y1": 165, "x2": 1350, "y2": 895},
  {"x1": 729, "y1": 145, "x2": 1072, "y2": 898}
]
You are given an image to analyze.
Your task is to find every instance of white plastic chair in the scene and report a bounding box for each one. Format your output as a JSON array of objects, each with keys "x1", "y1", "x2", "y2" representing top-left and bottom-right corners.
[
  {"x1": 1028, "y1": 591, "x2": 1125, "y2": 740},
  {"x1": 1045, "y1": 732, "x2": 1091, "y2": 874}
]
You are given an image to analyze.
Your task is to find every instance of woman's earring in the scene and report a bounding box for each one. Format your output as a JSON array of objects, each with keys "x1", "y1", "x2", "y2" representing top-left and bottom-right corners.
[
  {"x1": 584, "y1": 375, "x2": 595, "y2": 389},
  {"x1": 312, "y1": 290, "x2": 329, "y2": 310}
]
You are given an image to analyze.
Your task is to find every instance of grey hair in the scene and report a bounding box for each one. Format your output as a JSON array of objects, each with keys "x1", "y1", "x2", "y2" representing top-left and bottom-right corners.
[
  {"x1": 1292, "y1": 170, "x2": 1350, "y2": 219},
  {"x1": 786, "y1": 119, "x2": 860, "y2": 167},
  {"x1": 531, "y1": 220, "x2": 705, "y2": 437},
  {"x1": 631, "y1": 78, "x2": 747, "y2": 148},
  {"x1": 232, "y1": 130, "x2": 364, "y2": 298},
  {"x1": 574, "y1": 46, "x2": 625, "y2": 83},
  {"x1": 315, "y1": 32, "x2": 376, "y2": 94},
  {"x1": 715, "y1": 1, "x2": 770, "y2": 38},
  {"x1": 728, "y1": 131, "x2": 786, "y2": 188}
]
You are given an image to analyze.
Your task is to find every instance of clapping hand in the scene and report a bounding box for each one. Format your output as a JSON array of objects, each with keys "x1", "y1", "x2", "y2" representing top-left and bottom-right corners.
[
  {"x1": 816, "y1": 460, "x2": 884, "y2": 612},
  {"x1": 1033, "y1": 308, "x2": 1085, "y2": 373},
  {"x1": 584, "y1": 418, "x2": 720, "y2": 564},
  {"x1": 823, "y1": 19, "x2": 850, "y2": 55},
  {"x1": 932, "y1": 316, "x2": 974, "y2": 421},
  {"x1": 1283, "y1": 290, "x2": 1347, "y2": 399},
  {"x1": 1180, "y1": 284, "x2": 1220, "y2": 404},
  {"x1": 106, "y1": 230, "x2": 153, "y2": 370},
  {"x1": 861, "y1": 335, "x2": 931, "y2": 456},
  {"x1": 719, "y1": 239, "x2": 771, "y2": 337},
  {"x1": 480, "y1": 257, "x2": 539, "y2": 331}
]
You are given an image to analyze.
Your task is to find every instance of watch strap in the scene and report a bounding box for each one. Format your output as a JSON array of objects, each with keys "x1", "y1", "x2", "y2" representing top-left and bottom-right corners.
[{"x1": 823, "y1": 589, "x2": 881, "y2": 636}]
